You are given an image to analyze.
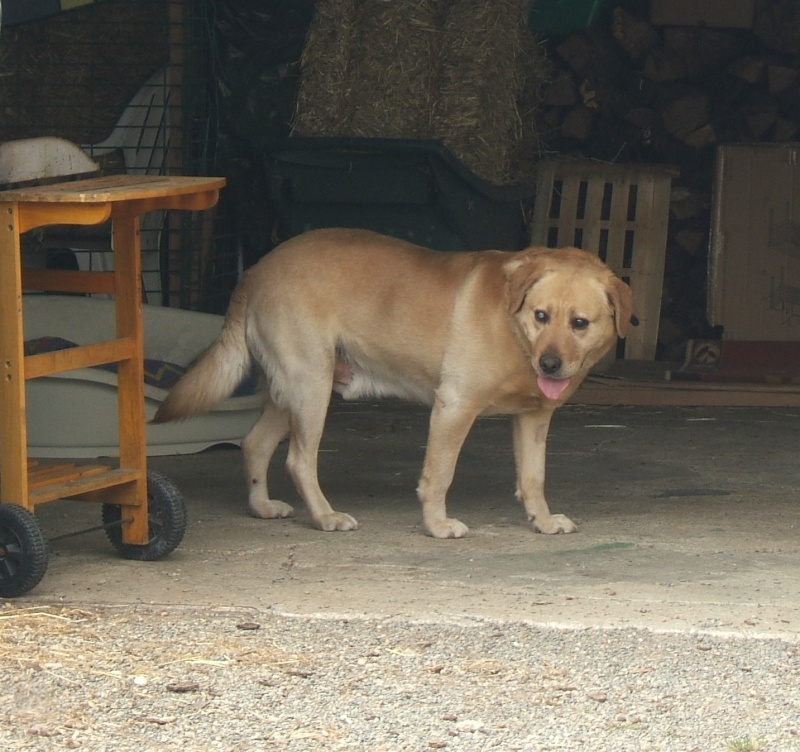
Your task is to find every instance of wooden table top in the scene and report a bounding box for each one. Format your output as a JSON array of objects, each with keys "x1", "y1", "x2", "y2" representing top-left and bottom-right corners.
[{"x1": 0, "y1": 174, "x2": 226, "y2": 204}]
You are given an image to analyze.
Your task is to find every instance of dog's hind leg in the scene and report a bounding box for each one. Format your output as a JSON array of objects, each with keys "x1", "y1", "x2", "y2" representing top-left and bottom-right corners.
[
  {"x1": 284, "y1": 380, "x2": 359, "y2": 532},
  {"x1": 242, "y1": 401, "x2": 295, "y2": 519}
]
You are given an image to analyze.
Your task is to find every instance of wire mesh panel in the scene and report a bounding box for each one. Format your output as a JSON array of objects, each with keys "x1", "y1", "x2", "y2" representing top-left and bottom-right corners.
[
  {"x1": 0, "y1": 1, "x2": 170, "y2": 145},
  {"x1": 531, "y1": 159, "x2": 678, "y2": 361},
  {"x1": 0, "y1": 0, "x2": 237, "y2": 312},
  {"x1": 164, "y1": 0, "x2": 238, "y2": 313}
]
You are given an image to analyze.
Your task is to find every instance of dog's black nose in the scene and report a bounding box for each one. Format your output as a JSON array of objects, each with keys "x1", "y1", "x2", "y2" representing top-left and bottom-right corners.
[{"x1": 539, "y1": 353, "x2": 562, "y2": 375}]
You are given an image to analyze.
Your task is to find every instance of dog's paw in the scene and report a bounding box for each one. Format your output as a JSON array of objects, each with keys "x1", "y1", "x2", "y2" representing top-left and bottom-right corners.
[
  {"x1": 249, "y1": 499, "x2": 295, "y2": 519},
  {"x1": 314, "y1": 512, "x2": 359, "y2": 532},
  {"x1": 532, "y1": 513, "x2": 577, "y2": 535},
  {"x1": 424, "y1": 517, "x2": 469, "y2": 539}
]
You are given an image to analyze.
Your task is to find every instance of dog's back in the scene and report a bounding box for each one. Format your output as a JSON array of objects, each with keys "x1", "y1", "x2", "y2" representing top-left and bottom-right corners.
[{"x1": 154, "y1": 229, "x2": 489, "y2": 420}]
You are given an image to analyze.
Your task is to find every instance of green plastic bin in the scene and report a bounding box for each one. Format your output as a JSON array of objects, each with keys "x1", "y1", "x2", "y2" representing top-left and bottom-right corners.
[
  {"x1": 264, "y1": 137, "x2": 535, "y2": 252},
  {"x1": 529, "y1": 0, "x2": 610, "y2": 36}
]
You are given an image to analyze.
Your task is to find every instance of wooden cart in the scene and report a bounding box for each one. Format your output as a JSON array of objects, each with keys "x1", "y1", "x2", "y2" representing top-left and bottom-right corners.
[{"x1": 0, "y1": 174, "x2": 225, "y2": 597}]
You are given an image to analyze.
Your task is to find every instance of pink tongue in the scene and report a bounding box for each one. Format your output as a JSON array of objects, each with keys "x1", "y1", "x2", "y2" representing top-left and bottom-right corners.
[{"x1": 538, "y1": 376, "x2": 571, "y2": 401}]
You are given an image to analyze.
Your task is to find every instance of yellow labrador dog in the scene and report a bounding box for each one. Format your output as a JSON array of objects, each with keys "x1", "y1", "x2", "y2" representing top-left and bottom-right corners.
[{"x1": 154, "y1": 228, "x2": 633, "y2": 538}]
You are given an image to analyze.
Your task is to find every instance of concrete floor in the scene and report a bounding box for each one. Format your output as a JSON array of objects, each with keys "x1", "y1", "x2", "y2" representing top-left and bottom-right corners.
[{"x1": 28, "y1": 401, "x2": 800, "y2": 639}]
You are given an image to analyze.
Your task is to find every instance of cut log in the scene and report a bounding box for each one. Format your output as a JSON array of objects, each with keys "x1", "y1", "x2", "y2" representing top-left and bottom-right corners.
[
  {"x1": 754, "y1": 0, "x2": 800, "y2": 53},
  {"x1": 579, "y1": 79, "x2": 600, "y2": 110},
  {"x1": 543, "y1": 71, "x2": 578, "y2": 107},
  {"x1": 651, "y1": 0, "x2": 755, "y2": 30},
  {"x1": 662, "y1": 28, "x2": 745, "y2": 77},
  {"x1": 560, "y1": 106, "x2": 593, "y2": 140},
  {"x1": 727, "y1": 56, "x2": 766, "y2": 84},
  {"x1": 772, "y1": 116, "x2": 798, "y2": 141},
  {"x1": 643, "y1": 46, "x2": 687, "y2": 82},
  {"x1": 624, "y1": 106, "x2": 654, "y2": 129},
  {"x1": 670, "y1": 192, "x2": 708, "y2": 222},
  {"x1": 611, "y1": 7, "x2": 659, "y2": 62},
  {"x1": 661, "y1": 94, "x2": 709, "y2": 140},
  {"x1": 768, "y1": 64, "x2": 799, "y2": 94},
  {"x1": 684, "y1": 124, "x2": 716, "y2": 149},
  {"x1": 746, "y1": 108, "x2": 778, "y2": 139},
  {"x1": 555, "y1": 33, "x2": 595, "y2": 76}
]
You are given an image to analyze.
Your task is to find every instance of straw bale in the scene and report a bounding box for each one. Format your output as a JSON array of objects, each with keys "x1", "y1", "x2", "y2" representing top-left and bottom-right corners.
[
  {"x1": 293, "y1": 0, "x2": 361, "y2": 136},
  {"x1": 346, "y1": 0, "x2": 440, "y2": 139},
  {"x1": 292, "y1": 0, "x2": 548, "y2": 184},
  {"x1": 433, "y1": 0, "x2": 537, "y2": 183}
]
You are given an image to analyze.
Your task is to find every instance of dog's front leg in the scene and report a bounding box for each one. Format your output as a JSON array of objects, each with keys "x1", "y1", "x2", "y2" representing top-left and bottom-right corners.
[
  {"x1": 512, "y1": 411, "x2": 577, "y2": 534},
  {"x1": 417, "y1": 394, "x2": 477, "y2": 539}
]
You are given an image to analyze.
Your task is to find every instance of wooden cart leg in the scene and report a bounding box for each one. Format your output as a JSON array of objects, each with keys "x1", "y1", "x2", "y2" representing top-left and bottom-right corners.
[
  {"x1": 112, "y1": 213, "x2": 150, "y2": 545},
  {"x1": 0, "y1": 201, "x2": 31, "y2": 510}
]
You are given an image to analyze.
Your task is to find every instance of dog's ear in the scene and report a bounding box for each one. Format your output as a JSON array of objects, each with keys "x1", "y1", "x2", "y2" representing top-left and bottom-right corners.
[
  {"x1": 505, "y1": 255, "x2": 548, "y2": 314},
  {"x1": 607, "y1": 276, "x2": 635, "y2": 338}
]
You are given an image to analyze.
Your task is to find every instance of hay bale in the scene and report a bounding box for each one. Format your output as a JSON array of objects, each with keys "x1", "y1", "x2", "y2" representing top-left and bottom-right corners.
[
  {"x1": 293, "y1": 0, "x2": 361, "y2": 136},
  {"x1": 433, "y1": 0, "x2": 540, "y2": 183},
  {"x1": 294, "y1": 0, "x2": 441, "y2": 138},
  {"x1": 511, "y1": 41, "x2": 550, "y2": 182},
  {"x1": 347, "y1": 0, "x2": 440, "y2": 139},
  {"x1": 292, "y1": 0, "x2": 548, "y2": 184}
]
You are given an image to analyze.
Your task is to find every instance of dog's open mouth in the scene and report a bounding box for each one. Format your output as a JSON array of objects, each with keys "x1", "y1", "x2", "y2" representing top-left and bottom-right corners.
[{"x1": 537, "y1": 376, "x2": 571, "y2": 401}]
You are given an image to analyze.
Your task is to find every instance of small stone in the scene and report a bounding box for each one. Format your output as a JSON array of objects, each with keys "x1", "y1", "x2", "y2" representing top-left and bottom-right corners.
[
  {"x1": 145, "y1": 716, "x2": 176, "y2": 726},
  {"x1": 455, "y1": 720, "x2": 484, "y2": 733},
  {"x1": 167, "y1": 682, "x2": 201, "y2": 693}
]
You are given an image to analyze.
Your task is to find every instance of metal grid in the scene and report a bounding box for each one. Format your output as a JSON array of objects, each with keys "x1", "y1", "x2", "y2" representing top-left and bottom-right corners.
[{"x1": 0, "y1": 0, "x2": 237, "y2": 312}]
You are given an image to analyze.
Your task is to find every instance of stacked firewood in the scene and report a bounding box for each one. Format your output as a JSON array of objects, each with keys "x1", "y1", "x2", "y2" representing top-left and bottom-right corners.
[{"x1": 538, "y1": 2, "x2": 800, "y2": 358}]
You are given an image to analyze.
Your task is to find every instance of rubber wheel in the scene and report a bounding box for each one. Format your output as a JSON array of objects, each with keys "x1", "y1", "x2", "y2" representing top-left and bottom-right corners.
[
  {"x1": 102, "y1": 471, "x2": 187, "y2": 561},
  {"x1": 0, "y1": 504, "x2": 50, "y2": 598}
]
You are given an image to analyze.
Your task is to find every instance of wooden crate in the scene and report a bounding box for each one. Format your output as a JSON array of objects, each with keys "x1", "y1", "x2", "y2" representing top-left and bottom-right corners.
[{"x1": 530, "y1": 159, "x2": 678, "y2": 361}]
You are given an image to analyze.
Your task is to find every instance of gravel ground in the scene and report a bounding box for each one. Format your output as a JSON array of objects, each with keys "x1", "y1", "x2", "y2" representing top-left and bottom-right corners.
[{"x1": 1, "y1": 604, "x2": 799, "y2": 751}]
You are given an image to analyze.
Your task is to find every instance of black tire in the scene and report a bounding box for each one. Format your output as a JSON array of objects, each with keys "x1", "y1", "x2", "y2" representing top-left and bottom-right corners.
[
  {"x1": 102, "y1": 471, "x2": 187, "y2": 561},
  {"x1": 0, "y1": 504, "x2": 50, "y2": 598}
]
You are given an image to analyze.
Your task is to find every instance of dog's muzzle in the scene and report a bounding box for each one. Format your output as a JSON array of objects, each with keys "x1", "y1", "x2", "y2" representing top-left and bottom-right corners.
[{"x1": 539, "y1": 353, "x2": 563, "y2": 377}]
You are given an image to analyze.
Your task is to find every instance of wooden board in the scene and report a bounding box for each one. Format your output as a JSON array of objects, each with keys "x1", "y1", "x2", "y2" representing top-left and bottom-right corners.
[{"x1": 0, "y1": 174, "x2": 226, "y2": 203}]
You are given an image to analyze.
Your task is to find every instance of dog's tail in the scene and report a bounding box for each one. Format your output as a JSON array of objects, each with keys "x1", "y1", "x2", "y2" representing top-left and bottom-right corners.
[{"x1": 152, "y1": 283, "x2": 252, "y2": 423}]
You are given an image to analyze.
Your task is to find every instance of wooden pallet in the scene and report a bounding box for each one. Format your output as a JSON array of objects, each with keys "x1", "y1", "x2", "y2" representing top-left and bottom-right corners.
[{"x1": 531, "y1": 159, "x2": 678, "y2": 362}]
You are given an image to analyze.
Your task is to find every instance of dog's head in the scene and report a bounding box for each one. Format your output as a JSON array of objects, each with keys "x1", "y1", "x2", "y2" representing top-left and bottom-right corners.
[{"x1": 504, "y1": 246, "x2": 634, "y2": 402}]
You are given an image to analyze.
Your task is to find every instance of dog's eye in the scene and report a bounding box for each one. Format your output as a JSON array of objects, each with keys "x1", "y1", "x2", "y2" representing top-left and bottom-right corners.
[
  {"x1": 534, "y1": 310, "x2": 549, "y2": 324},
  {"x1": 572, "y1": 317, "x2": 589, "y2": 331}
]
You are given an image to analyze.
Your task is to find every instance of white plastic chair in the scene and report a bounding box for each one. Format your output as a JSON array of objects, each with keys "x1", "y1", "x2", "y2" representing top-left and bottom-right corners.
[{"x1": 84, "y1": 67, "x2": 170, "y2": 179}]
